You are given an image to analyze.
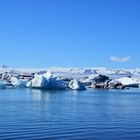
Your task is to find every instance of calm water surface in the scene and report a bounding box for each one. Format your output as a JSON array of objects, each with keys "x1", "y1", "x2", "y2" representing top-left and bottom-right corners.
[{"x1": 0, "y1": 88, "x2": 140, "y2": 140}]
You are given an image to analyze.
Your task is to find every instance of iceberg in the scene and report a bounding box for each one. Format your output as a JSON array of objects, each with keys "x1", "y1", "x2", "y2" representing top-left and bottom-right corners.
[
  {"x1": 0, "y1": 80, "x2": 6, "y2": 89},
  {"x1": 117, "y1": 77, "x2": 140, "y2": 88},
  {"x1": 27, "y1": 72, "x2": 68, "y2": 90},
  {"x1": 116, "y1": 77, "x2": 140, "y2": 87},
  {"x1": 10, "y1": 77, "x2": 28, "y2": 87},
  {"x1": 26, "y1": 80, "x2": 32, "y2": 88},
  {"x1": 69, "y1": 79, "x2": 86, "y2": 90},
  {"x1": 31, "y1": 74, "x2": 48, "y2": 88},
  {"x1": 107, "y1": 79, "x2": 124, "y2": 89}
]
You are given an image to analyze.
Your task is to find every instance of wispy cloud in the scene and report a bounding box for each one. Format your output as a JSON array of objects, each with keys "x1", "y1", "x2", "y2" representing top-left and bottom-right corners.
[{"x1": 110, "y1": 56, "x2": 131, "y2": 62}]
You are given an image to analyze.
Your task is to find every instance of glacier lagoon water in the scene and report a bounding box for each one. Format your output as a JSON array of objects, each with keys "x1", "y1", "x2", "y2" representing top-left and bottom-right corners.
[{"x1": 0, "y1": 88, "x2": 140, "y2": 140}]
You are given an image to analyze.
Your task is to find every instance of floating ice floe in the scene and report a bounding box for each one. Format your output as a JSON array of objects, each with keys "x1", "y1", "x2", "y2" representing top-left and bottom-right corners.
[
  {"x1": 69, "y1": 79, "x2": 86, "y2": 90},
  {"x1": 27, "y1": 72, "x2": 68, "y2": 90}
]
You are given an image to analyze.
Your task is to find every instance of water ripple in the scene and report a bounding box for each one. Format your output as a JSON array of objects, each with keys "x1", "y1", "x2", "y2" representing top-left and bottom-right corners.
[{"x1": 0, "y1": 89, "x2": 140, "y2": 139}]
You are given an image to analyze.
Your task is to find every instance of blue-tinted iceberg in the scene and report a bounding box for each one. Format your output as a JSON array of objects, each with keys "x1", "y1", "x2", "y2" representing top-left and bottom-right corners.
[{"x1": 0, "y1": 80, "x2": 7, "y2": 89}]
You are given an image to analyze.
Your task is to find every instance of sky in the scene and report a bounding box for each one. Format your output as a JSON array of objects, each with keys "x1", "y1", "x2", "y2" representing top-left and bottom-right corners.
[{"x1": 0, "y1": 0, "x2": 140, "y2": 68}]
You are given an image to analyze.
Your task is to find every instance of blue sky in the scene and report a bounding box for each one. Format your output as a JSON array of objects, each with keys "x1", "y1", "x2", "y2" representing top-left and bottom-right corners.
[{"x1": 0, "y1": 0, "x2": 140, "y2": 68}]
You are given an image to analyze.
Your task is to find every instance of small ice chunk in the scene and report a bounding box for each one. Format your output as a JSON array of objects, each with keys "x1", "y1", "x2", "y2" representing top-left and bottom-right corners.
[{"x1": 69, "y1": 79, "x2": 86, "y2": 90}]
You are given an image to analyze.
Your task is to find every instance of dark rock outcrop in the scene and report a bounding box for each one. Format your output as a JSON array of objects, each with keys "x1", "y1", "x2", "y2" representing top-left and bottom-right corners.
[
  {"x1": 90, "y1": 75, "x2": 126, "y2": 89},
  {"x1": 93, "y1": 75, "x2": 110, "y2": 83}
]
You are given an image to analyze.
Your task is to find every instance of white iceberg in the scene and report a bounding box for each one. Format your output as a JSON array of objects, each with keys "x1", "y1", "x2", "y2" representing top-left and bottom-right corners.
[
  {"x1": 116, "y1": 77, "x2": 140, "y2": 86},
  {"x1": 69, "y1": 79, "x2": 86, "y2": 90},
  {"x1": 117, "y1": 77, "x2": 140, "y2": 88},
  {"x1": 27, "y1": 72, "x2": 68, "y2": 90},
  {"x1": 10, "y1": 77, "x2": 28, "y2": 87},
  {"x1": 31, "y1": 74, "x2": 48, "y2": 88}
]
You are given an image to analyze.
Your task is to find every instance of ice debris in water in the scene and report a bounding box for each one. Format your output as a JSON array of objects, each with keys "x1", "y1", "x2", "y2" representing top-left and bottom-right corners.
[{"x1": 69, "y1": 79, "x2": 86, "y2": 90}]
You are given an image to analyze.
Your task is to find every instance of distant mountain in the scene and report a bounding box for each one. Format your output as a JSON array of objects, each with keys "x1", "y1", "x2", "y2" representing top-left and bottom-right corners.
[
  {"x1": 1, "y1": 65, "x2": 10, "y2": 69},
  {"x1": 1, "y1": 66, "x2": 140, "y2": 77}
]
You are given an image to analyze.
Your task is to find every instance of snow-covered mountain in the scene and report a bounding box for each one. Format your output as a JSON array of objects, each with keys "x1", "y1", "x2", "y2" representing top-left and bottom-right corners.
[{"x1": 0, "y1": 66, "x2": 140, "y2": 79}]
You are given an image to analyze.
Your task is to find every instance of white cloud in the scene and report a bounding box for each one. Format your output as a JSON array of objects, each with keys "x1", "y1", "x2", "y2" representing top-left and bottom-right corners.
[{"x1": 110, "y1": 56, "x2": 131, "y2": 62}]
